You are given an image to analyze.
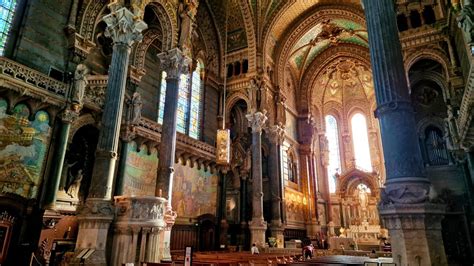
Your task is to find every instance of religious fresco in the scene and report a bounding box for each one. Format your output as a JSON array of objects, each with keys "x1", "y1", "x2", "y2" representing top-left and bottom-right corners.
[
  {"x1": 122, "y1": 142, "x2": 158, "y2": 196},
  {"x1": 0, "y1": 99, "x2": 51, "y2": 199},
  {"x1": 172, "y1": 161, "x2": 218, "y2": 218}
]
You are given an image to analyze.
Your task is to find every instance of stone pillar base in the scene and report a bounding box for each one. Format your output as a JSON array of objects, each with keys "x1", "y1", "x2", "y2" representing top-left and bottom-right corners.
[
  {"x1": 72, "y1": 199, "x2": 114, "y2": 265},
  {"x1": 305, "y1": 220, "x2": 319, "y2": 239},
  {"x1": 249, "y1": 218, "x2": 267, "y2": 247},
  {"x1": 379, "y1": 203, "x2": 447, "y2": 266},
  {"x1": 220, "y1": 219, "x2": 229, "y2": 248},
  {"x1": 270, "y1": 220, "x2": 284, "y2": 248}
]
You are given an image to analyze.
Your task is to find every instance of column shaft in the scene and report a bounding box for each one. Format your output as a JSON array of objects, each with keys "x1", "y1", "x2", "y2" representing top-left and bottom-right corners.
[
  {"x1": 363, "y1": 1, "x2": 447, "y2": 265},
  {"x1": 43, "y1": 121, "x2": 72, "y2": 209},
  {"x1": 251, "y1": 130, "x2": 264, "y2": 220},
  {"x1": 89, "y1": 43, "x2": 131, "y2": 199},
  {"x1": 246, "y1": 111, "x2": 268, "y2": 247},
  {"x1": 156, "y1": 48, "x2": 189, "y2": 200},
  {"x1": 115, "y1": 140, "x2": 130, "y2": 196},
  {"x1": 364, "y1": 0, "x2": 428, "y2": 193}
]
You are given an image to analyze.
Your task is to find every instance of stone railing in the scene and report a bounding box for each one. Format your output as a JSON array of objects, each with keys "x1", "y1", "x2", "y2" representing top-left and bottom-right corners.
[
  {"x1": 135, "y1": 117, "x2": 217, "y2": 169},
  {"x1": 458, "y1": 63, "x2": 474, "y2": 148},
  {"x1": 0, "y1": 57, "x2": 67, "y2": 105}
]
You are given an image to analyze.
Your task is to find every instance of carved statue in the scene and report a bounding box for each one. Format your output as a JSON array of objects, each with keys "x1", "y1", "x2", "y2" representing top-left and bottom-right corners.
[
  {"x1": 178, "y1": 0, "x2": 198, "y2": 53},
  {"x1": 358, "y1": 186, "x2": 368, "y2": 210},
  {"x1": 129, "y1": 91, "x2": 143, "y2": 125},
  {"x1": 458, "y1": 4, "x2": 474, "y2": 44},
  {"x1": 445, "y1": 105, "x2": 460, "y2": 149},
  {"x1": 67, "y1": 169, "x2": 83, "y2": 199},
  {"x1": 71, "y1": 64, "x2": 89, "y2": 107}
]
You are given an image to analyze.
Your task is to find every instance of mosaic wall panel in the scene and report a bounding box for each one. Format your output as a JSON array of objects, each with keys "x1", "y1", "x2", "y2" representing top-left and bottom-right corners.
[
  {"x1": 0, "y1": 99, "x2": 51, "y2": 199},
  {"x1": 172, "y1": 161, "x2": 218, "y2": 218},
  {"x1": 122, "y1": 142, "x2": 158, "y2": 196}
]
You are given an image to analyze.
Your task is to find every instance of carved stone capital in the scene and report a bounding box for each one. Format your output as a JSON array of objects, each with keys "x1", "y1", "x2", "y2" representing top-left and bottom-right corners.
[
  {"x1": 103, "y1": 7, "x2": 147, "y2": 47},
  {"x1": 380, "y1": 177, "x2": 431, "y2": 205},
  {"x1": 157, "y1": 48, "x2": 191, "y2": 80},
  {"x1": 59, "y1": 107, "x2": 80, "y2": 123},
  {"x1": 120, "y1": 124, "x2": 137, "y2": 142},
  {"x1": 246, "y1": 111, "x2": 268, "y2": 133},
  {"x1": 267, "y1": 124, "x2": 285, "y2": 145}
]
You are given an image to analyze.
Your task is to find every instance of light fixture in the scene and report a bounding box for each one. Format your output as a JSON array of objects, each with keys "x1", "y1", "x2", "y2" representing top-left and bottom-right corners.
[{"x1": 216, "y1": 0, "x2": 230, "y2": 165}]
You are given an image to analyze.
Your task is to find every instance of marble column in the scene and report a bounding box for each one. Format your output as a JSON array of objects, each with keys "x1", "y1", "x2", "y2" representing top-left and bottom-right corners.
[
  {"x1": 246, "y1": 111, "x2": 268, "y2": 247},
  {"x1": 267, "y1": 125, "x2": 285, "y2": 247},
  {"x1": 363, "y1": 0, "x2": 447, "y2": 265},
  {"x1": 155, "y1": 48, "x2": 188, "y2": 261},
  {"x1": 43, "y1": 108, "x2": 79, "y2": 209},
  {"x1": 115, "y1": 126, "x2": 136, "y2": 196},
  {"x1": 219, "y1": 167, "x2": 229, "y2": 248},
  {"x1": 155, "y1": 48, "x2": 189, "y2": 200},
  {"x1": 73, "y1": 7, "x2": 146, "y2": 266}
]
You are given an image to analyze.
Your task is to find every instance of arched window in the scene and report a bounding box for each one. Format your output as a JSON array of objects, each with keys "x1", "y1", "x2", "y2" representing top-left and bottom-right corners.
[
  {"x1": 158, "y1": 71, "x2": 167, "y2": 124},
  {"x1": 0, "y1": 0, "x2": 18, "y2": 55},
  {"x1": 189, "y1": 61, "x2": 203, "y2": 139},
  {"x1": 351, "y1": 113, "x2": 372, "y2": 172},
  {"x1": 425, "y1": 126, "x2": 449, "y2": 166},
  {"x1": 325, "y1": 115, "x2": 341, "y2": 193},
  {"x1": 158, "y1": 62, "x2": 204, "y2": 140}
]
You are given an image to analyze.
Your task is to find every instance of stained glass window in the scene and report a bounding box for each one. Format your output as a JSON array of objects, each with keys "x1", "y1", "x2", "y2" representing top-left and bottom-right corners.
[
  {"x1": 157, "y1": 62, "x2": 203, "y2": 139},
  {"x1": 189, "y1": 62, "x2": 203, "y2": 139},
  {"x1": 0, "y1": 0, "x2": 17, "y2": 55},
  {"x1": 351, "y1": 113, "x2": 372, "y2": 172},
  {"x1": 176, "y1": 73, "x2": 190, "y2": 134},
  {"x1": 158, "y1": 71, "x2": 167, "y2": 124},
  {"x1": 325, "y1": 115, "x2": 341, "y2": 193}
]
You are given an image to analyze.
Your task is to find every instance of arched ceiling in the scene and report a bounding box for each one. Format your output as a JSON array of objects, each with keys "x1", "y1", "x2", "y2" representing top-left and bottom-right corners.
[
  {"x1": 312, "y1": 57, "x2": 374, "y2": 107},
  {"x1": 289, "y1": 18, "x2": 368, "y2": 78}
]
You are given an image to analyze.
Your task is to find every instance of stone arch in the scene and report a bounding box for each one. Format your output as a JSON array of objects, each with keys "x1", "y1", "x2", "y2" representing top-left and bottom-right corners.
[
  {"x1": 131, "y1": 27, "x2": 164, "y2": 73},
  {"x1": 416, "y1": 116, "x2": 446, "y2": 138},
  {"x1": 225, "y1": 92, "x2": 250, "y2": 125},
  {"x1": 408, "y1": 69, "x2": 450, "y2": 102},
  {"x1": 303, "y1": 45, "x2": 371, "y2": 113},
  {"x1": 77, "y1": 0, "x2": 109, "y2": 42},
  {"x1": 70, "y1": 113, "x2": 98, "y2": 142},
  {"x1": 404, "y1": 48, "x2": 451, "y2": 79},
  {"x1": 273, "y1": 5, "x2": 366, "y2": 93},
  {"x1": 239, "y1": 1, "x2": 257, "y2": 73},
  {"x1": 336, "y1": 169, "x2": 379, "y2": 197}
]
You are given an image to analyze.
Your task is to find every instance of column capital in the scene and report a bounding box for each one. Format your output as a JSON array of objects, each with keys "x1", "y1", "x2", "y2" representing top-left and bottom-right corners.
[
  {"x1": 246, "y1": 111, "x2": 268, "y2": 133},
  {"x1": 59, "y1": 107, "x2": 80, "y2": 123},
  {"x1": 267, "y1": 124, "x2": 285, "y2": 145},
  {"x1": 103, "y1": 7, "x2": 147, "y2": 47},
  {"x1": 157, "y1": 48, "x2": 191, "y2": 80},
  {"x1": 120, "y1": 124, "x2": 137, "y2": 142}
]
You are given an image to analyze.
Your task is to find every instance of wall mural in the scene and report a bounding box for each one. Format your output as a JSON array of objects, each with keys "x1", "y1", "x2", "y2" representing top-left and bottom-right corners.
[
  {"x1": 0, "y1": 99, "x2": 51, "y2": 199},
  {"x1": 172, "y1": 161, "x2": 218, "y2": 218},
  {"x1": 122, "y1": 142, "x2": 158, "y2": 196}
]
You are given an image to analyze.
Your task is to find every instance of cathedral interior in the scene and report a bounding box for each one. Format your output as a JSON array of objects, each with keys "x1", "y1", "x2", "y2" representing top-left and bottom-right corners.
[{"x1": 0, "y1": 0, "x2": 474, "y2": 265}]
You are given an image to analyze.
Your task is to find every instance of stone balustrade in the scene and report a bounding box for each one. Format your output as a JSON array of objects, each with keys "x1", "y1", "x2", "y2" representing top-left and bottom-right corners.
[
  {"x1": 0, "y1": 57, "x2": 67, "y2": 106},
  {"x1": 458, "y1": 66, "x2": 474, "y2": 148}
]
